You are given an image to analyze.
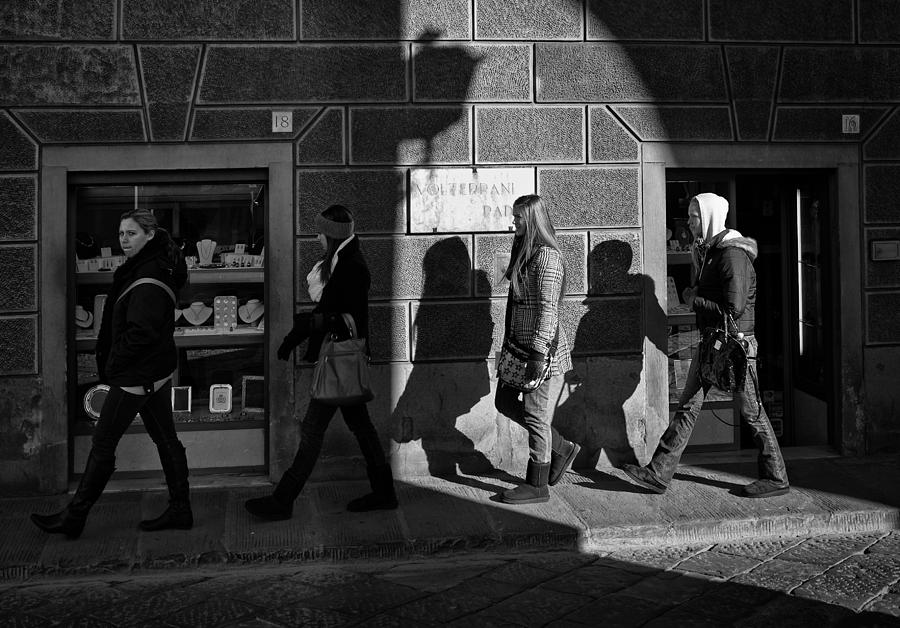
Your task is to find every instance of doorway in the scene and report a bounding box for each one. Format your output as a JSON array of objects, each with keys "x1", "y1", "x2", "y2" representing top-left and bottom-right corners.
[
  {"x1": 737, "y1": 172, "x2": 834, "y2": 447},
  {"x1": 665, "y1": 170, "x2": 836, "y2": 451}
]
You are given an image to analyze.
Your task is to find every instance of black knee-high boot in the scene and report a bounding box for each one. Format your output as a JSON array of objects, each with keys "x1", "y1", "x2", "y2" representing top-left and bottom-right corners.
[
  {"x1": 31, "y1": 452, "x2": 115, "y2": 539},
  {"x1": 140, "y1": 440, "x2": 193, "y2": 531}
]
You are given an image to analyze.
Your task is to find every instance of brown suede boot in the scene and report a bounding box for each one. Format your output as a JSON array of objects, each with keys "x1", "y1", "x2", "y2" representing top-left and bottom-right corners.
[
  {"x1": 549, "y1": 440, "x2": 581, "y2": 486},
  {"x1": 500, "y1": 460, "x2": 550, "y2": 505}
]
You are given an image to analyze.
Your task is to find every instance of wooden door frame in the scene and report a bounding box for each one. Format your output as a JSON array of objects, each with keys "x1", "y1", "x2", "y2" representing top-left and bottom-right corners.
[
  {"x1": 41, "y1": 144, "x2": 294, "y2": 490},
  {"x1": 641, "y1": 143, "x2": 862, "y2": 455}
]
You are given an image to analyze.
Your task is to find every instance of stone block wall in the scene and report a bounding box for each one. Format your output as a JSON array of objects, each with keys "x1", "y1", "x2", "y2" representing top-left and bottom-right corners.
[{"x1": 3, "y1": 0, "x2": 900, "y2": 491}]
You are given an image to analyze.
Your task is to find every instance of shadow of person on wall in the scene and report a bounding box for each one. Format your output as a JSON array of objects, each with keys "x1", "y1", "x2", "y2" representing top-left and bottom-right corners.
[
  {"x1": 391, "y1": 237, "x2": 519, "y2": 492},
  {"x1": 552, "y1": 238, "x2": 669, "y2": 482}
]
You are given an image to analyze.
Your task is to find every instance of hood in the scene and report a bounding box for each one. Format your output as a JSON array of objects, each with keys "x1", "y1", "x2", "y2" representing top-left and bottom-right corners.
[
  {"x1": 719, "y1": 235, "x2": 759, "y2": 262},
  {"x1": 692, "y1": 192, "x2": 729, "y2": 243}
]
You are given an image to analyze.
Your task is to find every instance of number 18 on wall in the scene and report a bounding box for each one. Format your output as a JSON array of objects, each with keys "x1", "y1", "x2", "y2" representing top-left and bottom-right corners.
[{"x1": 271, "y1": 111, "x2": 293, "y2": 133}]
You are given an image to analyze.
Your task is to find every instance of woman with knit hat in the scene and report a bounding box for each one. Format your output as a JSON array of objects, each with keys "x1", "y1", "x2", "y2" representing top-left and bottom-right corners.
[{"x1": 245, "y1": 204, "x2": 397, "y2": 520}]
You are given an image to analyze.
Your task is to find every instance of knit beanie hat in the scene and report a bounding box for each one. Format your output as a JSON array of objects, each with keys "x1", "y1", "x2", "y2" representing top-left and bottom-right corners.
[{"x1": 315, "y1": 214, "x2": 354, "y2": 240}]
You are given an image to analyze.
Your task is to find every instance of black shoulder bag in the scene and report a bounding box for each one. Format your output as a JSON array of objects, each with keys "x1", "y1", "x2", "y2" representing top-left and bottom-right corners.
[{"x1": 698, "y1": 310, "x2": 749, "y2": 393}]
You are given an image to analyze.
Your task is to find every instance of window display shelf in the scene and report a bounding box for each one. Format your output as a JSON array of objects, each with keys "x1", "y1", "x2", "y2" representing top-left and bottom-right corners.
[
  {"x1": 71, "y1": 415, "x2": 265, "y2": 436},
  {"x1": 76, "y1": 328, "x2": 264, "y2": 352},
  {"x1": 76, "y1": 267, "x2": 264, "y2": 285},
  {"x1": 667, "y1": 311, "x2": 695, "y2": 326},
  {"x1": 667, "y1": 251, "x2": 693, "y2": 265}
]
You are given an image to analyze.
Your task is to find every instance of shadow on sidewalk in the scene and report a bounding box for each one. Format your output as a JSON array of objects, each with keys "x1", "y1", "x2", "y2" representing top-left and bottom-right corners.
[{"x1": 2, "y1": 473, "x2": 899, "y2": 626}]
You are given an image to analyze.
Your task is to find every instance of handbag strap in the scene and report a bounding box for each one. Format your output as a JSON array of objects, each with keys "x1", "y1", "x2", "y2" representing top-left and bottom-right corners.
[
  {"x1": 339, "y1": 313, "x2": 357, "y2": 338},
  {"x1": 116, "y1": 277, "x2": 176, "y2": 306}
]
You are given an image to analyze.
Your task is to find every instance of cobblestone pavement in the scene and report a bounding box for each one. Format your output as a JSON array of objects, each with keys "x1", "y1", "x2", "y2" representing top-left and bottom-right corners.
[{"x1": 1, "y1": 531, "x2": 899, "y2": 627}]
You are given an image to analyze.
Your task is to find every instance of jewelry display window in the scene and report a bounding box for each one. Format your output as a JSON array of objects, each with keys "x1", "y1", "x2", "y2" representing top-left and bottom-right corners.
[{"x1": 71, "y1": 180, "x2": 267, "y2": 431}]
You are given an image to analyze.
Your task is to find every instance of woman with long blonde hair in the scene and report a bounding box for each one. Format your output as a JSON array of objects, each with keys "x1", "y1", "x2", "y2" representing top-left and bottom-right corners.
[{"x1": 495, "y1": 195, "x2": 580, "y2": 504}]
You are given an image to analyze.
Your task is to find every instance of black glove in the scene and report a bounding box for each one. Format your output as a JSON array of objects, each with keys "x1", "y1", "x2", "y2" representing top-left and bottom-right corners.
[
  {"x1": 277, "y1": 313, "x2": 313, "y2": 361},
  {"x1": 276, "y1": 334, "x2": 299, "y2": 361}
]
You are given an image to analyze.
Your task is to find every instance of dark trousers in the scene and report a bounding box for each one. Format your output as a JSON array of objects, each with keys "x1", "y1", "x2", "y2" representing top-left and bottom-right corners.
[
  {"x1": 649, "y1": 336, "x2": 788, "y2": 486},
  {"x1": 285, "y1": 399, "x2": 387, "y2": 485},
  {"x1": 92, "y1": 381, "x2": 183, "y2": 463}
]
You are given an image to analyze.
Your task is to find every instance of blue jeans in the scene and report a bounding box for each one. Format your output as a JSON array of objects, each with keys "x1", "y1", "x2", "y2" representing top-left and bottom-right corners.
[
  {"x1": 649, "y1": 336, "x2": 788, "y2": 486},
  {"x1": 495, "y1": 376, "x2": 562, "y2": 464}
]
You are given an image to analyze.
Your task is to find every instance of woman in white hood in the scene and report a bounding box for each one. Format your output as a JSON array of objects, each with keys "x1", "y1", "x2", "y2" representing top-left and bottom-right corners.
[{"x1": 621, "y1": 193, "x2": 789, "y2": 498}]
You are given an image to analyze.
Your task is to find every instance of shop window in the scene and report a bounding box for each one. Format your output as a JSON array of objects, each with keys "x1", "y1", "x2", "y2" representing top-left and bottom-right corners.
[{"x1": 71, "y1": 179, "x2": 267, "y2": 472}]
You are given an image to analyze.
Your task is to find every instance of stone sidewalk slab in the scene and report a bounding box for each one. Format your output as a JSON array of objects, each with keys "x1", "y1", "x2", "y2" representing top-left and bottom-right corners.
[{"x1": 0, "y1": 454, "x2": 897, "y2": 581}]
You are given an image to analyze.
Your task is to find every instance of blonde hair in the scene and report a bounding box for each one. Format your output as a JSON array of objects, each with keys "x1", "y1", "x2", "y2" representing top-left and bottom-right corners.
[{"x1": 507, "y1": 194, "x2": 563, "y2": 299}]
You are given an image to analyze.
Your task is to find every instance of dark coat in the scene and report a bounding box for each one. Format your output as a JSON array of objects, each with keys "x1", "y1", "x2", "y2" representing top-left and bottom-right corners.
[
  {"x1": 96, "y1": 231, "x2": 187, "y2": 387},
  {"x1": 301, "y1": 235, "x2": 371, "y2": 362},
  {"x1": 692, "y1": 231, "x2": 758, "y2": 335}
]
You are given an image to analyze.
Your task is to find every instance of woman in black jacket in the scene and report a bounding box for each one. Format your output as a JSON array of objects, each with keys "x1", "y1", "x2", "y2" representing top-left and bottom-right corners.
[
  {"x1": 245, "y1": 204, "x2": 397, "y2": 520},
  {"x1": 32, "y1": 209, "x2": 193, "y2": 539}
]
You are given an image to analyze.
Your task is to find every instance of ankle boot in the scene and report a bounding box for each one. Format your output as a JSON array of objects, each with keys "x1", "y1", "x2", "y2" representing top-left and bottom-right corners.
[
  {"x1": 549, "y1": 438, "x2": 581, "y2": 486},
  {"x1": 245, "y1": 468, "x2": 304, "y2": 521},
  {"x1": 140, "y1": 441, "x2": 193, "y2": 532},
  {"x1": 347, "y1": 464, "x2": 398, "y2": 512},
  {"x1": 31, "y1": 452, "x2": 115, "y2": 539},
  {"x1": 501, "y1": 460, "x2": 550, "y2": 505}
]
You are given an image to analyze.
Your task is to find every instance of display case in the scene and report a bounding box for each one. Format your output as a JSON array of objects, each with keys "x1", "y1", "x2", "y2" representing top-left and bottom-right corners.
[
  {"x1": 665, "y1": 176, "x2": 740, "y2": 451},
  {"x1": 69, "y1": 180, "x2": 268, "y2": 473}
]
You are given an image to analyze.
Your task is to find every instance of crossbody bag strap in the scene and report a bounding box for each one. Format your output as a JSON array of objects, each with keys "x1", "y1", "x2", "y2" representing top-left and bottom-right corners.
[{"x1": 116, "y1": 277, "x2": 176, "y2": 306}]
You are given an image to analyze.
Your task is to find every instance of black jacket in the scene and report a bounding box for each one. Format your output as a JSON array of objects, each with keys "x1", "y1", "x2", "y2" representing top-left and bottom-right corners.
[
  {"x1": 692, "y1": 231, "x2": 758, "y2": 335},
  {"x1": 96, "y1": 231, "x2": 187, "y2": 386},
  {"x1": 299, "y1": 235, "x2": 371, "y2": 362}
]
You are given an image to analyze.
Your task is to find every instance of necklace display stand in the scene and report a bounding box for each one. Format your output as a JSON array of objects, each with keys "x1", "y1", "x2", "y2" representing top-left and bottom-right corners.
[
  {"x1": 197, "y1": 239, "x2": 217, "y2": 266},
  {"x1": 238, "y1": 299, "x2": 264, "y2": 324},
  {"x1": 182, "y1": 301, "x2": 212, "y2": 325}
]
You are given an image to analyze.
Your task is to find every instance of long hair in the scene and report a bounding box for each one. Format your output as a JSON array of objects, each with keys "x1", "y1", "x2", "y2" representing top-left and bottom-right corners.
[
  {"x1": 506, "y1": 194, "x2": 563, "y2": 299},
  {"x1": 119, "y1": 208, "x2": 181, "y2": 267},
  {"x1": 318, "y1": 204, "x2": 354, "y2": 283}
]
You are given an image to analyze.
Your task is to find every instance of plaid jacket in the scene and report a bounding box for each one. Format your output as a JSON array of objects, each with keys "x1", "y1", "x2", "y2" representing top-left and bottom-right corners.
[{"x1": 505, "y1": 246, "x2": 572, "y2": 376}]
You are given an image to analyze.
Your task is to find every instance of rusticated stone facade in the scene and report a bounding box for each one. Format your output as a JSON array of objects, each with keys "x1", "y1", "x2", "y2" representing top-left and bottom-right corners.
[{"x1": 2, "y1": 0, "x2": 900, "y2": 494}]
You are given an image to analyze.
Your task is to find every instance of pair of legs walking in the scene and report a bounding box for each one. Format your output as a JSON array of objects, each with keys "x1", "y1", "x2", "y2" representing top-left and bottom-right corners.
[
  {"x1": 31, "y1": 382, "x2": 192, "y2": 539},
  {"x1": 623, "y1": 337, "x2": 789, "y2": 498},
  {"x1": 495, "y1": 377, "x2": 580, "y2": 504},
  {"x1": 245, "y1": 399, "x2": 396, "y2": 520}
]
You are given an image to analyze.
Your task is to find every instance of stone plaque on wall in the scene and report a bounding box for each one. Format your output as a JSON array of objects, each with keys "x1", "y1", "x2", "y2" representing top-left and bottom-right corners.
[{"x1": 410, "y1": 168, "x2": 534, "y2": 233}]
